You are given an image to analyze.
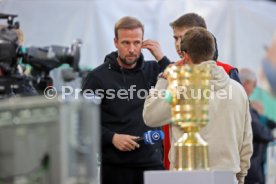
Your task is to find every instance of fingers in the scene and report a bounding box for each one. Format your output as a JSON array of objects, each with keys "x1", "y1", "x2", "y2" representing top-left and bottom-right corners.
[
  {"x1": 112, "y1": 134, "x2": 140, "y2": 152},
  {"x1": 142, "y1": 39, "x2": 164, "y2": 61},
  {"x1": 126, "y1": 136, "x2": 140, "y2": 151},
  {"x1": 142, "y1": 39, "x2": 157, "y2": 45},
  {"x1": 251, "y1": 101, "x2": 264, "y2": 114},
  {"x1": 129, "y1": 136, "x2": 140, "y2": 149},
  {"x1": 142, "y1": 39, "x2": 159, "y2": 50},
  {"x1": 123, "y1": 139, "x2": 139, "y2": 151}
]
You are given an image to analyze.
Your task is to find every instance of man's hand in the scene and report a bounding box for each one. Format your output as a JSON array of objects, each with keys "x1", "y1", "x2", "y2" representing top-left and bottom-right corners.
[
  {"x1": 251, "y1": 101, "x2": 264, "y2": 115},
  {"x1": 142, "y1": 39, "x2": 164, "y2": 61},
  {"x1": 112, "y1": 133, "x2": 140, "y2": 151}
]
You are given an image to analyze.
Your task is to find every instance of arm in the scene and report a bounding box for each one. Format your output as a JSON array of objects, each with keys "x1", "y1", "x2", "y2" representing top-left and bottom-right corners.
[
  {"x1": 266, "y1": 118, "x2": 276, "y2": 130},
  {"x1": 82, "y1": 73, "x2": 115, "y2": 147},
  {"x1": 158, "y1": 56, "x2": 171, "y2": 72},
  {"x1": 236, "y1": 100, "x2": 253, "y2": 184},
  {"x1": 250, "y1": 107, "x2": 274, "y2": 143},
  {"x1": 143, "y1": 78, "x2": 171, "y2": 127},
  {"x1": 82, "y1": 72, "x2": 139, "y2": 151}
]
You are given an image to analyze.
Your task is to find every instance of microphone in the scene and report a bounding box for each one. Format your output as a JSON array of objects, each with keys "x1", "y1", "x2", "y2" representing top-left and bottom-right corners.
[{"x1": 136, "y1": 130, "x2": 164, "y2": 145}]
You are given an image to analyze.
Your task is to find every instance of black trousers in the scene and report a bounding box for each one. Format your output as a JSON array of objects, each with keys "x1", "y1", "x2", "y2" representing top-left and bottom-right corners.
[{"x1": 101, "y1": 164, "x2": 164, "y2": 184}]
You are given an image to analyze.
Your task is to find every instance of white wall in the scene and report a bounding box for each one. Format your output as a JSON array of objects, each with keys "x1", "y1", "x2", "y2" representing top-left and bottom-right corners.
[{"x1": 1, "y1": 0, "x2": 276, "y2": 72}]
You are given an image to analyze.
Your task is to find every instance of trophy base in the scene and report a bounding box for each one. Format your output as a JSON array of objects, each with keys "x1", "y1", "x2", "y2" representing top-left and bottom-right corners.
[
  {"x1": 144, "y1": 170, "x2": 235, "y2": 184},
  {"x1": 174, "y1": 132, "x2": 209, "y2": 170}
]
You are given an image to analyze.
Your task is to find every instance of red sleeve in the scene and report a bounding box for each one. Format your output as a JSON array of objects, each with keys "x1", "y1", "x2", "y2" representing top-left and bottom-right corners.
[
  {"x1": 162, "y1": 125, "x2": 171, "y2": 169},
  {"x1": 216, "y1": 61, "x2": 234, "y2": 74}
]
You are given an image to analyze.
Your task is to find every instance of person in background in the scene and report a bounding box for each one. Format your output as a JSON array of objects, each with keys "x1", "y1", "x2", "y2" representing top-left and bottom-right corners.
[
  {"x1": 260, "y1": 32, "x2": 276, "y2": 96},
  {"x1": 82, "y1": 16, "x2": 170, "y2": 184},
  {"x1": 143, "y1": 27, "x2": 253, "y2": 184},
  {"x1": 0, "y1": 25, "x2": 37, "y2": 98},
  {"x1": 169, "y1": 13, "x2": 241, "y2": 83},
  {"x1": 162, "y1": 12, "x2": 242, "y2": 169},
  {"x1": 240, "y1": 68, "x2": 275, "y2": 184},
  {"x1": 251, "y1": 32, "x2": 276, "y2": 122}
]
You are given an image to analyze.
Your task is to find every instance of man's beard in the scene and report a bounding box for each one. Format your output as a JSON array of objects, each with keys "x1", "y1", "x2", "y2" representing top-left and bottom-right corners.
[{"x1": 118, "y1": 55, "x2": 139, "y2": 66}]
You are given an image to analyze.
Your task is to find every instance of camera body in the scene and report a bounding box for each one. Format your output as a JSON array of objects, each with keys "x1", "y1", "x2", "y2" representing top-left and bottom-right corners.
[
  {"x1": 0, "y1": 13, "x2": 36, "y2": 99},
  {"x1": 0, "y1": 13, "x2": 20, "y2": 75},
  {"x1": 21, "y1": 41, "x2": 82, "y2": 93},
  {"x1": 0, "y1": 13, "x2": 82, "y2": 96}
]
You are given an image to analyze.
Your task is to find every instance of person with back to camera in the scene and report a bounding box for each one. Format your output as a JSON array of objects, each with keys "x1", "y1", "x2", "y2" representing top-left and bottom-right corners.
[
  {"x1": 82, "y1": 16, "x2": 170, "y2": 184},
  {"x1": 169, "y1": 13, "x2": 241, "y2": 82},
  {"x1": 239, "y1": 68, "x2": 276, "y2": 184},
  {"x1": 160, "y1": 12, "x2": 242, "y2": 169},
  {"x1": 143, "y1": 27, "x2": 253, "y2": 184}
]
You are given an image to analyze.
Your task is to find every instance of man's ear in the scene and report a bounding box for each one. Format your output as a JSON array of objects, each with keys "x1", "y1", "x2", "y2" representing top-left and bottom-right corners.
[
  {"x1": 180, "y1": 51, "x2": 185, "y2": 59},
  {"x1": 243, "y1": 80, "x2": 250, "y2": 89},
  {"x1": 184, "y1": 52, "x2": 189, "y2": 61},
  {"x1": 114, "y1": 37, "x2": 118, "y2": 49},
  {"x1": 182, "y1": 51, "x2": 192, "y2": 64}
]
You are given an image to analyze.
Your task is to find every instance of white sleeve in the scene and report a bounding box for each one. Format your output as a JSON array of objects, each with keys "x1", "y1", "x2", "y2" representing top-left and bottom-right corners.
[{"x1": 143, "y1": 78, "x2": 171, "y2": 127}]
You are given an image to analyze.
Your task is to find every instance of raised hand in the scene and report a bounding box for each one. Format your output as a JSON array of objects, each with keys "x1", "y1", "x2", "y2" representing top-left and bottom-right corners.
[{"x1": 142, "y1": 39, "x2": 164, "y2": 61}]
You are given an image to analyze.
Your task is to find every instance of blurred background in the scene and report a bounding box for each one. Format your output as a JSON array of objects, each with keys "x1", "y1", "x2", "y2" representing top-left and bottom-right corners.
[
  {"x1": 2, "y1": 0, "x2": 275, "y2": 118},
  {"x1": 1, "y1": 0, "x2": 276, "y2": 184},
  {"x1": 0, "y1": 0, "x2": 275, "y2": 70}
]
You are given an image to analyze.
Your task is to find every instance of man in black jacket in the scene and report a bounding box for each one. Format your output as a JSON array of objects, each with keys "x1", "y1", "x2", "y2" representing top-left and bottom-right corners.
[
  {"x1": 240, "y1": 68, "x2": 275, "y2": 184},
  {"x1": 82, "y1": 16, "x2": 170, "y2": 184}
]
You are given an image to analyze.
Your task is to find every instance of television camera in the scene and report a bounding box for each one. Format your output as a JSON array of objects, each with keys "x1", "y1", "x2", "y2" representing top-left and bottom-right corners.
[
  {"x1": 0, "y1": 13, "x2": 83, "y2": 97},
  {"x1": 22, "y1": 39, "x2": 82, "y2": 93}
]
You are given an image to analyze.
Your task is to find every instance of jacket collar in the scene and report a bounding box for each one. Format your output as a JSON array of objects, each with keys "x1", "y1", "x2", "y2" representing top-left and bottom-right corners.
[{"x1": 104, "y1": 51, "x2": 144, "y2": 72}]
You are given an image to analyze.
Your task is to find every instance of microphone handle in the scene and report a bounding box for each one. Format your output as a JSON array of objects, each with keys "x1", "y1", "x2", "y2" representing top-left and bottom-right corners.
[{"x1": 135, "y1": 137, "x2": 143, "y2": 142}]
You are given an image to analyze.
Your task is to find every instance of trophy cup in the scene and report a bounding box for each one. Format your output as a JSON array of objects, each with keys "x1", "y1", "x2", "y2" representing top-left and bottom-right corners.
[{"x1": 164, "y1": 64, "x2": 211, "y2": 171}]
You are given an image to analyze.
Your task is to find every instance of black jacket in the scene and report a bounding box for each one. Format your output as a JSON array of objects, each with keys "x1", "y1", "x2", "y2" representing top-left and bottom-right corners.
[
  {"x1": 229, "y1": 68, "x2": 242, "y2": 84},
  {"x1": 82, "y1": 51, "x2": 170, "y2": 166},
  {"x1": 245, "y1": 107, "x2": 274, "y2": 184}
]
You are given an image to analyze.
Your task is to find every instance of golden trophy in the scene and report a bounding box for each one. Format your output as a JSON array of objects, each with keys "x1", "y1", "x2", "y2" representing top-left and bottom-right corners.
[{"x1": 164, "y1": 64, "x2": 211, "y2": 171}]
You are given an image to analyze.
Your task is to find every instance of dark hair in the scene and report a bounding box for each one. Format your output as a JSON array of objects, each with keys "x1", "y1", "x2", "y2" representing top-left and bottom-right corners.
[
  {"x1": 114, "y1": 16, "x2": 144, "y2": 39},
  {"x1": 170, "y1": 13, "x2": 219, "y2": 60},
  {"x1": 170, "y1": 13, "x2": 207, "y2": 29},
  {"x1": 180, "y1": 27, "x2": 215, "y2": 64}
]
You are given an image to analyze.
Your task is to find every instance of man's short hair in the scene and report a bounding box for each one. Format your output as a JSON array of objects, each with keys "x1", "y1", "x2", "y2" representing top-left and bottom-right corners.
[
  {"x1": 180, "y1": 27, "x2": 215, "y2": 64},
  {"x1": 114, "y1": 16, "x2": 144, "y2": 39},
  {"x1": 170, "y1": 13, "x2": 207, "y2": 29},
  {"x1": 239, "y1": 68, "x2": 257, "y2": 84}
]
